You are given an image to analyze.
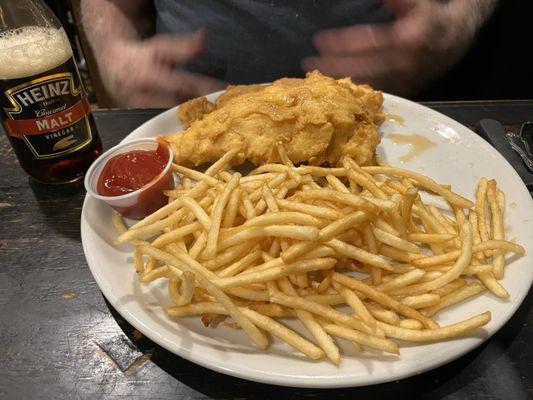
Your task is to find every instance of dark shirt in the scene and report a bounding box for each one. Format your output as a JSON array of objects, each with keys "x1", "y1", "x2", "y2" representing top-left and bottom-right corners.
[{"x1": 154, "y1": 0, "x2": 392, "y2": 84}]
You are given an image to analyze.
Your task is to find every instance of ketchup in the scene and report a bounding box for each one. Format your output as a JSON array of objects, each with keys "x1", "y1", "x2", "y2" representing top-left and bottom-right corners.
[{"x1": 96, "y1": 143, "x2": 173, "y2": 219}]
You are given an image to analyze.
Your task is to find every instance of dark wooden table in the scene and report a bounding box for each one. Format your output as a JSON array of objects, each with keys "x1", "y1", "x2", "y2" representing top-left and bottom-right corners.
[{"x1": 1, "y1": 101, "x2": 532, "y2": 400}]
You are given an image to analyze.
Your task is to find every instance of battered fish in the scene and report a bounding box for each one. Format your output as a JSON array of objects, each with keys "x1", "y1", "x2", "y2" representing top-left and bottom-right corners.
[{"x1": 161, "y1": 71, "x2": 384, "y2": 167}]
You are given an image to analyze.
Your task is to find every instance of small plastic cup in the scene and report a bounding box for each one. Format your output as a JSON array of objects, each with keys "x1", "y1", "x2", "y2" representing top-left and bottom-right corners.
[{"x1": 84, "y1": 138, "x2": 174, "y2": 220}]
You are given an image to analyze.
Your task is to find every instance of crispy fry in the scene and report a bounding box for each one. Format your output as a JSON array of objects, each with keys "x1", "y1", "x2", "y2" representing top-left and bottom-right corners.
[
  {"x1": 475, "y1": 178, "x2": 491, "y2": 256},
  {"x1": 295, "y1": 189, "x2": 379, "y2": 213},
  {"x1": 244, "y1": 212, "x2": 324, "y2": 229},
  {"x1": 399, "y1": 319, "x2": 424, "y2": 330},
  {"x1": 278, "y1": 278, "x2": 340, "y2": 364},
  {"x1": 204, "y1": 173, "x2": 241, "y2": 259},
  {"x1": 172, "y1": 164, "x2": 219, "y2": 186},
  {"x1": 400, "y1": 293, "x2": 441, "y2": 309},
  {"x1": 377, "y1": 312, "x2": 491, "y2": 342},
  {"x1": 277, "y1": 198, "x2": 344, "y2": 220},
  {"x1": 373, "y1": 227, "x2": 420, "y2": 253},
  {"x1": 321, "y1": 323, "x2": 398, "y2": 354},
  {"x1": 218, "y1": 225, "x2": 319, "y2": 252},
  {"x1": 362, "y1": 225, "x2": 382, "y2": 285},
  {"x1": 215, "y1": 258, "x2": 336, "y2": 288},
  {"x1": 328, "y1": 239, "x2": 392, "y2": 271},
  {"x1": 332, "y1": 273, "x2": 438, "y2": 329},
  {"x1": 333, "y1": 281, "x2": 377, "y2": 330},
  {"x1": 269, "y1": 289, "x2": 378, "y2": 335},
  {"x1": 412, "y1": 239, "x2": 524, "y2": 268},
  {"x1": 423, "y1": 282, "x2": 485, "y2": 316},
  {"x1": 188, "y1": 232, "x2": 207, "y2": 259},
  {"x1": 116, "y1": 144, "x2": 522, "y2": 364},
  {"x1": 363, "y1": 166, "x2": 474, "y2": 208},
  {"x1": 408, "y1": 233, "x2": 456, "y2": 244},
  {"x1": 142, "y1": 245, "x2": 268, "y2": 349},
  {"x1": 487, "y1": 180, "x2": 505, "y2": 278}
]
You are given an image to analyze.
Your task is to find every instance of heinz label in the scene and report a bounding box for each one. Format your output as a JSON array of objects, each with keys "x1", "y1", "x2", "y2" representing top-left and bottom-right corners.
[{"x1": 0, "y1": 57, "x2": 93, "y2": 159}]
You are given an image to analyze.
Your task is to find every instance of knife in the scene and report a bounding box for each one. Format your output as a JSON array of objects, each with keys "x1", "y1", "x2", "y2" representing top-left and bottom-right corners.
[{"x1": 477, "y1": 119, "x2": 533, "y2": 191}]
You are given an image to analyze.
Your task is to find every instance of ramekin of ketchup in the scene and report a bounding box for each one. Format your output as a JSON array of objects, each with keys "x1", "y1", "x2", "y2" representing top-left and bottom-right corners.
[{"x1": 84, "y1": 138, "x2": 174, "y2": 219}]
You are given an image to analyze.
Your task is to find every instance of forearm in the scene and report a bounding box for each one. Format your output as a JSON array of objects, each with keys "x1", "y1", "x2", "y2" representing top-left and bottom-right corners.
[
  {"x1": 80, "y1": 0, "x2": 153, "y2": 55},
  {"x1": 448, "y1": 0, "x2": 498, "y2": 38}
]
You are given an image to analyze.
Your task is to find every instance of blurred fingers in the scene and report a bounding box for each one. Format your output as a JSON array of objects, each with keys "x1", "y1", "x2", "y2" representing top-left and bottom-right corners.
[
  {"x1": 137, "y1": 67, "x2": 226, "y2": 99},
  {"x1": 301, "y1": 53, "x2": 420, "y2": 95},
  {"x1": 384, "y1": 0, "x2": 417, "y2": 18},
  {"x1": 313, "y1": 24, "x2": 398, "y2": 55},
  {"x1": 150, "y1": 29, "x2": 207, "y2": 63}
]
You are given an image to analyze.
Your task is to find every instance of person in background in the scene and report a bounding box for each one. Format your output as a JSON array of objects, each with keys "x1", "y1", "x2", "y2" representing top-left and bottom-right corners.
[{"x1": 81, "y1": 0, "x2": 497, "y2": 108}]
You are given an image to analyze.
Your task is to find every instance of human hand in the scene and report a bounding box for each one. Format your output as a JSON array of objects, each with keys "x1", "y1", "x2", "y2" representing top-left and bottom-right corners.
[
  {"x1": 303, "y1": 0, "x2": 495, "y2": 96},
  {"x1": 99, "y1": 29, "x2": 226, "y2": 107}
]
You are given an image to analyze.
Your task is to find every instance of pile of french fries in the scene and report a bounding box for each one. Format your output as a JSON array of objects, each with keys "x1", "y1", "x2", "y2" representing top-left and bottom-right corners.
[{"x1": 113, "y1": 145, "x2": 525, "y2": 364}]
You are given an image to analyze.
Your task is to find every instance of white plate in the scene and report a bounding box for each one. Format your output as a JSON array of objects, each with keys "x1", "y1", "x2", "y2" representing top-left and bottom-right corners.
[{"x1": 81, "y1": 92, "x2": 533, "y2": 388}]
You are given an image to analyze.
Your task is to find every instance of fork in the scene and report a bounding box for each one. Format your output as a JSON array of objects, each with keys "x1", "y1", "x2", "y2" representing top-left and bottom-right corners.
[{"x1": 506, "y1": 122, "x2": 533, "y2": 173}]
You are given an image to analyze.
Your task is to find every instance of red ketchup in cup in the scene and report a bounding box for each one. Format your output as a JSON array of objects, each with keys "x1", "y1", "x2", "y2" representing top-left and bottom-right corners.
[{"x1": 85, "y1": 138, "x2": 174, "y2": 219}]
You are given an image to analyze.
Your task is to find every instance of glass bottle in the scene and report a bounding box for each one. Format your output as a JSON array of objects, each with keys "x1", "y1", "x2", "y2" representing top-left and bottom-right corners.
[{"x1": 0, "y1": 0, "x2": 102, "y2": 184}]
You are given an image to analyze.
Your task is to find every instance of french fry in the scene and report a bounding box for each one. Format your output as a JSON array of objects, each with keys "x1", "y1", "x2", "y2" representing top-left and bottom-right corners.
[
  {"x1": 142, "y1": 245, "x2": 269, "y2": 349},
  {"x1": 278, "y1": 278, "x2": 340, "y2": 364},
  {"x1": 244, "y1": 212, "x2": 325, "y2": 229},
  {"x1": 168, "y1": 271, "x2": 196, "y2": 306},
  {"x1": 399, "y1": 319, "x2": 424, "y2": 330},
  {"x1": 269, "y1": 289, "x2": 378, "y2": 336},
  {"x1": 214, "y1": 258, "x2": 336, "y2": 288},
  {"x1": 344, "y1": 166, "x2": 387, "y2": 199},
  {"x1": 249, "y1": 303, "x2": 293, "y2": 318},
  {"x1": 222, "y1": 187, "x2": 241, "y2": 228},
  {"x1": 377, "y1": 312, "x2": 491, "y2": 342},
  {"x1": 295, "y1": 189, "x2": 379, "y2": 214},
  {"x1": 140, "y1": 265, "x2": 169, "y2": 283},
  {"x1": 363, "y1": 225, "x2": 382, "y2": 285},
  {"x1": 366, "y1": 303, "x2": 401, "y2": 325},
  {"x1": 332, "y1": 273, "x2": 438, "y2": 329},
  {"x1": 408, "y1": 233, "x2": 456, "y2": 244},
  {"x1": 203, "y1": 173, "x2": 241, "y2": 259},
  {"x1": 400, "y1": 293, "x2": 441, "y2": 309},
  {"x1": 204, "y1": 148, "x2": 239, "y2": 176},
  {"x1": 475, "y1": 178, "x2": 491, "y2": 256},
  {"x1": 133, "y1": 246, "x2": 145, "y2": 272},
  {"x1": 218, "y1": 225, "x2": 319, "y2": 252},
  {"x1": 487, "y1": 180, "x2": 505, "y2": 279},
  {"x1": 277, "y1": 198, "x2": 344, "y2": 220},
  {"x1": 241, "y1": 308, "x2": 325, "y2": 359},
  {"x1": 188, "y1": 232, "x2": 207, "y2": 259},
  {"x1": 172, "y1": 164, "x2": 219, "y2": 186},
  {"x1": 321, "y1": 323, "x2": 399, "y2": 354},
  {"x1": 317, "y1": 272, "x2": 333, "y2": 293},
  {"x1": 422, "y1": 282, "x2": 485, "y2": 316},
  {"x1": 373, "y1": 227, "x2": 420, "y2": 253},
  {"x1": 326, "y1": 175, "x2": 350, "y2": 193},
  {"x1": 412, "y1": 239, "x2": 524, "y2": 268},
  {"x1": 332, "y1": 281, "x2": 377, "y2": 330},
  {"x1": 127, "y1": 181, "x2": 209, "y2": 232},
  {"x1": 180, "y1": 196, "x2": 212, "y2": 230},
  {"x1": 218, "y1": 250, "x2": 262, "y2": 278},
  {"x1": 376, "y1": 269, "x2": 426, "y2": 292},
  {"x1": 203, "y1": 240, "x2": 255, "y2": 270},
  {"x1": 328, "y1": 239, "x2": 392, "y2": 271},
  {"x1": 318, "y1": 212, "x2": 371, "y2": 242},
  {"x1": 363, "y1": 166, "x2": 474, "y2": 208},
  {"x1": 151, "y1": 222, "x2": 202, "y2": 247},
  {"x1": 115, "y1": 146, "x2": 523, "y2": 364}
]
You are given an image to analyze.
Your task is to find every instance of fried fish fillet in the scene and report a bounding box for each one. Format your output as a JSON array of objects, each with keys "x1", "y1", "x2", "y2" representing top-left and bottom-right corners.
[{"x1": 161, "y1": 71, "x2": 384, "y2": 167}]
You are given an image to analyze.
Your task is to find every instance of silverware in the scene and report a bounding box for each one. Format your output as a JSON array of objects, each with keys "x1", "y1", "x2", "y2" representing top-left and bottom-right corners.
[
  {"x1": 506, "y1": 122, "x2": 533, "y2": 173},
  {"x1": 477, "y1": 119, "x2": 533, "y2": 191}
]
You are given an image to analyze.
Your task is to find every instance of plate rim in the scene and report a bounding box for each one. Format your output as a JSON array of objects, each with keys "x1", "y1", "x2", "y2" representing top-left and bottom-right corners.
[{"x1": 81, "y1": 92, "x2": 533, "y2": 388}]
